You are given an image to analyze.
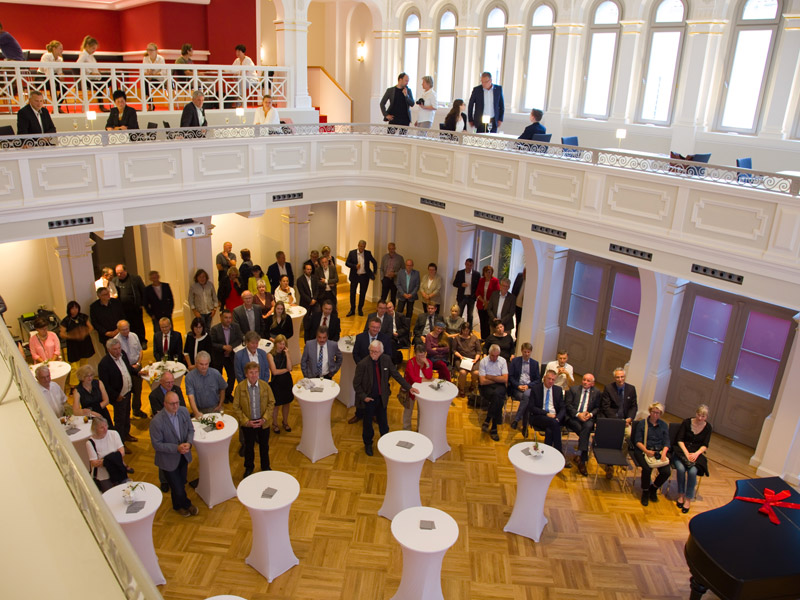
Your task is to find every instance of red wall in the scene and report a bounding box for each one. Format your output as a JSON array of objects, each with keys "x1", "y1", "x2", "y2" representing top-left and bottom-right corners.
[
  {"x1": 205, "y1": 0, "x2": 257, "y2": 64},
  {"x1": 119, "y1": 2, "x2": 208, "y2": 54}
]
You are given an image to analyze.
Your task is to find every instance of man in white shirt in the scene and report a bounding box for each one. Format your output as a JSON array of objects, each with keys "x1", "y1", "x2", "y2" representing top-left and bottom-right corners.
[
  {"x1": 34, "y1": 364, "x2": 68, "y2": 417},
  {"x1": 253, "y1": 94, "x2": 281, "y2": 125},
  {"x1": 300, "y1": 327, "x2": 342, "y2": 379},
  {"x1": 115, "y1": 319, "x2": 145, "y2": 418},
  {"x1": 98, "y1": 337, "x2": 137, "y2": 447},
  {"x1": 546, "y1": 350, "x2": 575, "y2": 391},
  {"x1": 479, "y1": 344, "x2": 508, "y2": 441},
  {"x1": 94, "y1": 266, "x2": 118, "y2": 298}
]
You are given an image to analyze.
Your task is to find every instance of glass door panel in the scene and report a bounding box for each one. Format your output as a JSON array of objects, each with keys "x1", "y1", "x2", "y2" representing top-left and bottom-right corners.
[
  {"x1": 679, "y1": 296, "x2": 732, "y2": 379},
  {"x1": 606, "y1": 272, "x2": 641, "y2": 348},
  {"x1": 566, "y1": 261, "x2": 602, "y2": 333},
  {"x1": 732, "y1": 311, "x2": 791, "y2": 398}
]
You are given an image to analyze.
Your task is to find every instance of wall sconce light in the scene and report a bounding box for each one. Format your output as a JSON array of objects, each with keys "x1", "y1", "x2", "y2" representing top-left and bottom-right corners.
[
  {"x1": 86, "y1": 110, "x2": 96, "y2": 130},
  {"x1": 260, "y1": 44, "x2": 268, "y2": 64},
  {"x1": 356, "y1": 200, "x2": 365, "y2": 208},
  {"x1": 356, "y1": 41, "x2": 366, "y2": 62},
  {"x1": 235, "y1": 107, "x2": 245, "y2": 124},
  {"x1": 615, "y1": 128, "x2": 627, "y2": 148}
]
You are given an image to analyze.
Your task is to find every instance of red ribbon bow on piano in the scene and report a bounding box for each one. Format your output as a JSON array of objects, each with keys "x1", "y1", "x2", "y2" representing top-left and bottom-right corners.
[{"x1": 734, "y1": 488, "x2": 800, "y2": 525}]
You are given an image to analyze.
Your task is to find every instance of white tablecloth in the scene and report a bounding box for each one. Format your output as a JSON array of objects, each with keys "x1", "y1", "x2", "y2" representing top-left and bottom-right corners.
[
  {"x1": 192, "y1": 413, "x2": 239, "y2": 508},
  {"x1": 377, "y1": 430, "x2": 433, "y2": 520},
  {"x1": 140, "y1": 361, "x2": 188, "y2": 389},
  {"x1": 286, "y1": 305, "x2": 307, "y2": 365},
  {"x1": 237, "y1": 470, "x2": 300, "y2": 582},
  {"x1": 30, "y1": 360, "x2": 70, "y2": 389},
  {"x1": 233, "y1": 338, "x2": 274, "y2": 354},
  {"x1": 102, "y1": 481, "x2": 166, "y2": 585},
  {"x1": 64, "y1": 416, "x2": 92, "y2": 470},
  {"x1": 414, "y1": 380, "x2": 457, "y2": 462},
  {"x1": 336, "y1": 337, "x2": 356, "y2": 408},
  {"x1": 390, "y1": 506, "x2": 459, "y2": 600},
  {"x1": 294, "y1": 378, "x2": 339, "y2": 463},
  {"x1": 503, "y1": 442, "x2": 565, "y2": 542}
]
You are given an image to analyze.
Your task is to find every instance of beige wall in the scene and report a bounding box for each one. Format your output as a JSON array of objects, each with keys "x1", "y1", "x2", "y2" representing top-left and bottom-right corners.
[
  {"x1": 259, "y1": 0, "x2": 278, "y2": 66},
  {"x1": 210, "y1": 209, "x2": 286, "y2": 270},
  {"x1": 347, "y1": 2, "x2": 374, "y2": 123},
  {"x1": 0, "y1": 239, "x2": 58, "y2": 337},
  {"x1": 309, "y1": 202, "x2": 339, "y2": 257},
  {"x1": 307, "y1": 2, "x2": 331, "y2": 71},
  {"x1": 394, "y1": 206, "x2": 438, "y2": 270}
]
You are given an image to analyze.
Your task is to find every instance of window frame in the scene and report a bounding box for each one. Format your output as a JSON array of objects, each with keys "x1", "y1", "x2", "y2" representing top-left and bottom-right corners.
[
  {"x1": 401, "y1": 9, "x2": 421, "y2": 96},
  {"x1": 435, "y1": 6, "x2": 459, "y2": 105},
  {"x1": 522, "y1": 2, "x2": 557, "y2": 112},
  {"x1": 579, "y1": 0, "x2": 623, "y2": 120},
  {"x1": 481, "y1": 3, "x2": 509, "y2": 85},
  {"x1": 714, "y1": 0, "x2": 783, "y2": 134},
  {"x1": 636, "y1": 0, "x2": 687, "y2": 125}
]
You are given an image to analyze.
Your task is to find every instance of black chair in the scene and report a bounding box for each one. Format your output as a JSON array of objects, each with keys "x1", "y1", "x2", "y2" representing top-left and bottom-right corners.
[
  {"x1": 0, "y1": 125, "x2": 14, "y2": 136},
  {"x1": 531, "y1": 133, "x2": 551, "y2": 142},
  {"x1": 592, "y1": 418, "x2": 629, "y2": 488}
]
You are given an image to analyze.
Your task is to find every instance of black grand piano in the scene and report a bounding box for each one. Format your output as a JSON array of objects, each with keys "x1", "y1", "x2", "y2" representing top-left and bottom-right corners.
[{"x1": 684, "y1": 476, "x2": 800, "y2": 599}]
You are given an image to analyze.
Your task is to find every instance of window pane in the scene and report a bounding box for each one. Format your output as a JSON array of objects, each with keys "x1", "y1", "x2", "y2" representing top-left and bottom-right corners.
[
  {"x1": 478, "y1": 230, "x2": 494, "y2": 272},
  {"x1": 404, "y1": 38, "x2": 419, "y2": 96},
  {"x1": 524, "y1": 33, "x2": 552, "y2": 109},
  {"x1": 681, "y1": 332, "x2": 725, "y2": 379},
  {"x1": 655, "y1": 0, "x2": 684, "y2": 23},
  {"x1": 609, "y1": 272, "x2": 640, "y2": 314},
  {"x1": 641, "y1": 30, "x2": 681, "y2": 122},
  {"x1": 733, "y1": 350, "x2": 780, "y2": 398},
  {"x1": 436, "y1": 36, "x2": 456, "y2": 104},
  {"x1": 487, "y1": 7, "x2": 506, "y2": 28},
  {"x1": 607, "y1": 307, "x2": 638, "y2": 348},
  {"x1": 720, "y1": 29, "x2": 772, "y2": 130},
  {"x1": 440, "y1": 10, "x2": 456, "y2": 30},
  {"x1": 688, "y1": 296, "x2": 732, "y2": 341},
  {"x1": 742, "y1": 0, "x2": 778, "y2": 20},
  {"x1": 532, "y1": 5, "x2": 554, "y2": 26},
  {"x1": 483, "y1": 34, "x2": 505, "y2": 83},
  {"x1": 740, "y1": 311, "x2": 791, "y2": 359},
  {"x1": 606, "y1": 272, "x2": 640, "y2": 349},
  {"x1": 583, "y1": 32, "x2": 617, "y2": 116},
  {"x1": 568, "y1": 295, "x2": 599, "y2": 334},
  {"x1": 571, "y1": 261, "x2": 603, "y2": 300},
  {"x1": 594, "y1": 1, "x2": 619, "y2": 24},
  {"x1": 406, "y1": 14, "x2": 420, "y2": 32}
]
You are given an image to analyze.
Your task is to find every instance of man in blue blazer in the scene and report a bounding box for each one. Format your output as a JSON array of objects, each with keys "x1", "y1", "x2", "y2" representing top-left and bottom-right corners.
[
  {"x1": 267, "y1": 251, "x2": 294, "y2": 291},
  {"x1": 300, "y1": 327, "x2": 343, "y2": 379},
  {"x1": 518, "y1": 109, "x2": 546, "y2": 139},
  {"x1": 524, "y1": 369, "x2": 569, "y2": 457},
  {"x1": 150, "y1": 390, "x2": 198, "y2": 516},
  {"x1": 345, "y1": 240, "x2": 378, "y2": 316},
  {"x1": 234, "y1": 331, "x2": 271, "y2": 383},
  {"x1": 396, "y1": 259, "x2": 420, "y2": 319},
  {"x1": 508, "y1": 342, "x2": 541, "y2": 431},
  {"x1": 468, "y1": 72, "x2": 505, "y2": 133}
]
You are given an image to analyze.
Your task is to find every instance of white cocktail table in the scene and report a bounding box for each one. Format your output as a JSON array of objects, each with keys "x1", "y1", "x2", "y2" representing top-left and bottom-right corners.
[
  {"x1": 140, "y1": 361, "x2": 188, "y2": 389},
  {"x1": 102, "y1": 481, "x2": 166, "y2": 585},
  {"x1": 377, "y1": 431, "x2": 433, "y2": 520},
  {"x1": 286, "y1": 305, "x2": 307, "y2": 365},
  {"x1": 237, "y1": 470, "x2": 300, "y2": 582},
  {"x1": 336, "y1": 336, "x2": 356, "y2": 408},
  {"x1": 192, "y1": 413, "x2": 239, "y2": 508},
  {"x1": 414, "y1": 380, "x2": 457, "y2": 462},
  {"x1": 232, "y1": 338, "x2": 274, "y2": 354},
  {"x1": 294, "y1": 379, "x2": 339, "y2": 462},
  {"x1": 503, "y1": 442, "x2": 565, "y2": 542},
  {"x1": 63, "y1": 416, "x2": 92, "y2": 470},
  {"x1": 30, "y1": 360, "x2": 71, "y2": 390},
  {"x1": 390, "y1": 506, "x2": 459, "y2": 600}
]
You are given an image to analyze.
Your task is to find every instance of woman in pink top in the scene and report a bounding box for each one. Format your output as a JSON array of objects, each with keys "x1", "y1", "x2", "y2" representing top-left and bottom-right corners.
[{"x1": 29, "y1": 316, "x2": 62, "y2": 363}]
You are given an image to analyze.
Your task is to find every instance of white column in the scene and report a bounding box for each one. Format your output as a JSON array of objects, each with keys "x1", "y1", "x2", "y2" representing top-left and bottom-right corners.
[
  {"x1": 442, "y1": 220, "x2": 478, "y2": 313},
  {"x1": 274, "y1": 7, "x2": 312, "y2": 109},
  {"x1": 372, "y1": 28, "x2": 400, "y2": 122},
  {"x1": 281, "y1": 206, "x2": 312, "y2": 268},
  {"x1": 626, "y1": 271, "x2": 687, "y2": 413},
  {"x1": 502, "y1": 23, "x2": 525, "y2": 115},
  {"x1": 52, "y1": 233, "x2": 96, "y2": 315},
  {"x1": 527, "y1": 241, "x2": 568, "y2": 362},
  {"x1": 454, "y1": 26, "x2": 480, "y2": 101},
  {"x1": 609, "y1": 20, "x2": 645, "y2": 124},
  {"x1": 180, "y1": 217, "x2": 214, "y2": 326},
  {"x1": 760, "y1": 15, "x2": 800, "y2": 138},
  {"x1": 548, "y1": 23, "x2": 584, "y2": 122},
  {"x1": 752, "y1": 313, "x2": 800, "y2": 486},
  {"x1": 418, "y1": 27, "x2": 434, "y2": 92}
]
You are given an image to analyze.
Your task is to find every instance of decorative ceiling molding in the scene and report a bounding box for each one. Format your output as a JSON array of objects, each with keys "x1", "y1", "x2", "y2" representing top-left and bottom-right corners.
[{"x1": 0, "y1": 0, "x2": 209, "y2": 11}]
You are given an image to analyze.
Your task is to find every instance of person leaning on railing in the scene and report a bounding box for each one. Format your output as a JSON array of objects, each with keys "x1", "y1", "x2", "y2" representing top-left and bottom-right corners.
[
  {"x1": 142, "y1": 42, "x2": 165, "y2": 111},
  {"x1": 38, "y1": 40, "x2": 66, "y2": 112},
  {"x1": 77, "y1": 35, "x2": 111, "y2": 111},
  {"x1": 174, "y1": 43, "x2": 194, "y2": 79}
]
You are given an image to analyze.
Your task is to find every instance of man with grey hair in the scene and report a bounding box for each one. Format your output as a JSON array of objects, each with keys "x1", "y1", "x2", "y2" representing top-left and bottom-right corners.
[
  {"x1": 98, "y1": 337, "x2": 138, "y2": 448},
  {"x1": 353, "y1": 339, "x2": 417, "y2": 456},
  {"x1": 34, "y1": 364, "x2": 68, "y2": 417},
  {"x1": 185, "y1": 350, "x2": 227, "y2": 418},
  {"x1": 345, "y1": 239, "x2": 377, "y2": 317},
  {"x1": 180, "y1": 89, "x2": 207, "y2": 133},
  {"x1": 115, "y1": 319, "x2": 145, "y2": 418},
  {"x1": 379, "y1": 242, "x2": 404, "y2": 305},
  {"x1": 478, "y1": 343, "x2": 508, "y2": 441},
  {"x1": 487, "y1": 277, "x2": 516, "y2": 333}
]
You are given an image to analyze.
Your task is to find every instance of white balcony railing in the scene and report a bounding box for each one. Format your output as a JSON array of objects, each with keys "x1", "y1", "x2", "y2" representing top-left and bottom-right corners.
[{"x1": 0, "y1": 61, "x2": 292, "y2": 113}]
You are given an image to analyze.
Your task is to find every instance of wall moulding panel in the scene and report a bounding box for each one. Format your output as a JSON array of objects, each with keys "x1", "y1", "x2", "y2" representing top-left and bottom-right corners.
[{"x1": 1, "y1": 134, "x2": 798, "y2": 310}]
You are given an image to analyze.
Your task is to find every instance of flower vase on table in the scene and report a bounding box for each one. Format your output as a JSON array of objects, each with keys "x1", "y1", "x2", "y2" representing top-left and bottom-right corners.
[{"x1": 121, "y1": 482, "x2": 143, "y2": 505}]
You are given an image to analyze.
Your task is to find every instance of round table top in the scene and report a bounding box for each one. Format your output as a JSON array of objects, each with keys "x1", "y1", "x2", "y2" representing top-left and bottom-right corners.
[
  {"x1": 293, "y1": 378, "x2": 340, "y2": 403},
  {"x1": 30, "y1": 360, "x2": 71, "y2": 378},
  {"x1": 192, "y1": 413, "x2": 239, "y2": 443},
  {"x1": 391, "y1": 506, "x2": 459, "y2": 553},
  {"x1": 414, "y1": 380, "x2": 458, "y2": 402},
  {"x1": 507, "y1": 442, "x2": 565, "y2": 476},
  {"x1": 233, "y1": 338, "x2": 274, "y2": 354},
  {"x1": 205, "y1": 596, "x2": 249, "y2": 600},
  {"x1": 337, "y1": 337, "x2": 355, "y2": 354},
  {"x1": 102, "y1": 481, "x2": 162, "y2": 524},
  {"x1": 141, "y1": 360, "x2": 187, "y2": 383},
  {"x1": 63, "y1": 415, "x2": 92, "y2": 442},
  {"x1": 237, "y1": 470, "x2": 300, "y2": 511},
  {"x1": 286, "y1": 305, "x2": 307, "y2": 319},
  {"x1": 378, "y1": 430, "x2": 434, "y2": 464}
]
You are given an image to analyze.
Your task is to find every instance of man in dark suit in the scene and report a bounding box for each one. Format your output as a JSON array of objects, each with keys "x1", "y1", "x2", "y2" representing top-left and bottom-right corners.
[
  {"x1": 144, "y1": 270, "x2": 174, "y2": 334},
  {"x1": 487, "y1": 278, "x2": 516, "y2": 332},
  {"x1": 452, "y1": 257, "x2": 480, "y2": 328},
  {"x1": 152, "y1": 317, "x2": 184, "y2": 364},
  {"x1": 180, "y1": 90, "x2": 207, "y2": 127},
  {"x1": 98, "y1": 338, "x2": 138, "y2": 446},
  {"x1": 300, "y1": 327, "x2": 343, "y2": 379},
  {"x1": 524, "y1": 369, "x2": 568, "y2": 456},
  {"x1": 363, "y1": 301, "x2": 392, "y2": 336},
  {"x1": 511, "y1": 268, "x2": 526, "y2": 331},
  {"x1": 412, "y1": 303, "x2": 439, "y2": 346},
  {"x1": 378, "y1": 72, "x2": 414, "y2": 127},
  {"x1": 353, "y1": 339, "x2": 417, "y2": 455},
  {"x1": 565, "y1": 373, "x2": 601, "y2": 476},
  {"x1": 508, "y1": 342, "x2": 541, "y2": 431},
  {"x1": 114, "y1": 264, "x2": 148, "y2": 349},
  {"x1": 295, "y1": 262, "x2": 320, "y2": 324},
  {"x1": 385, "y1": 301, "x2": 410, "y2": 355},
  {"x1": 599, "y1": 367, "x2": 638, "y2": 425},
  {"x1": 17, "y1": 90, "x2": 57, "y2": 135},
  {"x1": 150, "y1": 390, "x2": 198, "y2": 516},
  {"x1": 90, "y1": 287, "x2": 125, "y2": 341},
  {"x1": 233, "y1": 291, "x2": 265, "y2": 337},
  {"x1": 468, "y1": 71, "x2": 504, "y2": 133},
  {"x1": 305, "y1": 300, "x2": 340, "y2": 342},
  {"x1": 345, "y1": 240, "x2": 377, "y2": 317},
  {"x1": 518, "y1": 108, "x2": 546, "y2": 139},
  {"x1": 210, "y1": 309, "x2": 243, "y2": 402},
  {"x1": 267, "y1": 251, "x2": 294, "y2": 291},
  {"x1": 348, "y1": 318, "x2": 393, "y2": 424},
  {"x1": 315, "y1": 255, "x2": 338, "y2": 306},
  {"x1": 148, "y1": 370, "x2": 186, "y2": 491}
]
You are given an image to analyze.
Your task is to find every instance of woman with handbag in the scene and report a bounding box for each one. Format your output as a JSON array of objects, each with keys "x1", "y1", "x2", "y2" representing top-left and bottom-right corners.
[
  {"x1": 673, "y1": 404, "x2": 712, "y2": 513},
  {"x1": 633, "y1": 402, "x2": 671, "y2": 507},
  {"x1": 86, "y1": 416, "x2": 129, "y2": 492}
]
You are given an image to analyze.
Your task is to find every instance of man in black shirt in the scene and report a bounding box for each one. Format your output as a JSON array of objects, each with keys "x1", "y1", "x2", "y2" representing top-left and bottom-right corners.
[
  {"x1": 114, "y1": 264, "x2": 148, "y2": 349},
  {"x1": 379, "y1": 72, "x2": 414, "y2": 128},
  {"x1": 90, "y1": 287, "x2": 125, "y2": 342}
]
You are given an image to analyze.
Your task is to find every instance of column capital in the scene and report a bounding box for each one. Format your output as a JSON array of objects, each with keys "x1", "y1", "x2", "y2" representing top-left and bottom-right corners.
[
  {"x1": 553, "y1": 22, "x2": 585, "y2": 36},
  {"x1": 686, "y1": 20, "x2": 728, "y2": 35},
  {"x1": 54, "y1": 233, "x2": 94, "y2": 259},
  {"x1": 619, "y1": 20, "x2": 645, "y2": 34}
]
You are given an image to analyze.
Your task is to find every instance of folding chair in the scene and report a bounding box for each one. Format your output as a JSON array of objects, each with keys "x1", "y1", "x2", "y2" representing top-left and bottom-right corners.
[{"x1": 592, "y1": 418, "x2": 629, "y2": 489}]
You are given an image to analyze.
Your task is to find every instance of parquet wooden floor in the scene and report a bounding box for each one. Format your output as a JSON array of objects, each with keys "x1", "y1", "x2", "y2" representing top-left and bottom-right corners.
[{"x1": 116, "y1": 303, "x2": 756, "y2": 600}]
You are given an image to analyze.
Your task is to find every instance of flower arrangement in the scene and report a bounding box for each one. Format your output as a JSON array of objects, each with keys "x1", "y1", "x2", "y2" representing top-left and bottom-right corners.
[
  {"x1": 122, "y1": 482, "x2": 143, "y2": 505},
  {"x1": 430, "y1": 379, "x2": 445, "y2": 391},
  {"x1": 198, "y1": 414, "x2": 223, "y2": 428}
]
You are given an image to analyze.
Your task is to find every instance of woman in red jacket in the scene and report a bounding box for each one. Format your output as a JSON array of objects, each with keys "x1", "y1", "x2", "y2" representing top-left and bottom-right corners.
[{"x1": 475, "y1": 265, "x2": 499, "y2": 340}]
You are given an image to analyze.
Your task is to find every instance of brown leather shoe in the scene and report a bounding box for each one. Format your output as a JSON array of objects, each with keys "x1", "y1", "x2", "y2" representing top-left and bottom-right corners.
[
  {"x1": 125, "y1": 434, "x2": 138, "y2": 442},
  {"x1": 347, "y1": 415, "x2": 361, "y2": 424},
  {"x1": 574, "y1": 456, "x2": 588, "y2": 477},
  {"x1": 605, "y1": 466, "x2": 614, "y2": 479}
]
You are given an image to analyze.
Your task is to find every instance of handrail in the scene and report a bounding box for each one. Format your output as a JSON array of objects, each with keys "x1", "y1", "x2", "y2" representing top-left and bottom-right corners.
[
  {"x1": 0, "y1": 323, "x2": 162, "y2": 599},
  {"x1": 1, "y1": 121, "x2": 797, "y2": 197},
  {"x1": 308, "y1": 66, "x2": 353, "y2": 101},
  {"x1": 0, "y1": 61, "x2": 292, "y2": 112}
]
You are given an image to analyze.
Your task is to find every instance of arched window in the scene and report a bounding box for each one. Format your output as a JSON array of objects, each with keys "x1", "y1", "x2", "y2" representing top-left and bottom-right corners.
[
  {"x1": 581, "y1": 0, "x2": 622, "y2": 118},
  {"x1": 717, "y1": 0, "x2": 782, "y2": 133},
  {"x1": 482, "y1": 5, "x2": 507, "y2": 84},
  {"x1": 402, "y1": 11, "x2": 421, "y2": 95},
  {"x1": 638, "y1": 0, "x2": 686, "y2": 124},
  {"x1": 436, "y1": 8, "x2": 458, "y2": 104},
  {"x1": 523, "y1": 3, "x2": 556, "y2": 111}
]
